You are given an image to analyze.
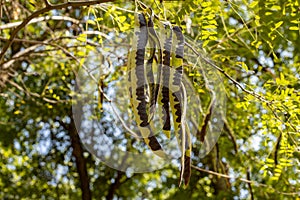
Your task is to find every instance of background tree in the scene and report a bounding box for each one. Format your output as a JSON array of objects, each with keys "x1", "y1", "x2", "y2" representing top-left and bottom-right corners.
[{"x1": 0, "y1": 0, "x2": 299, "y2": 199}]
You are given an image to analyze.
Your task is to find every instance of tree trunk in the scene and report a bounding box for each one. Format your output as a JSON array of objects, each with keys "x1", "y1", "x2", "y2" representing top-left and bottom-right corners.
[{"x1": 69, "y1": 113, "x2": 92, "y2": 200}]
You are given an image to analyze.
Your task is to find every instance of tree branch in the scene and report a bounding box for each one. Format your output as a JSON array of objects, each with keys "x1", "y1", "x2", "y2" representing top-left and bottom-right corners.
[
  {"x1": 0, "y1": 15, "x2": 81, "y2": 30},
  {"x1": 106, "y1": 171, "x2": 124, "y2": 200},
  {"x1": 0, "y1": 0, "x2": 114, "y2": 63},
  {"x1": 1, "y1": 41, "x2": 46, "y2": 70}
]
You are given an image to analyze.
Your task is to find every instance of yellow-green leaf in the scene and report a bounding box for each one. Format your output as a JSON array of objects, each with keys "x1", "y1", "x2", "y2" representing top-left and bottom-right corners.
[
  {"x1": 274, "y1": 21, "x2": 283, "y2": 29},
  {"x1": 241, "y1": 62, "x2": 248, "y2": 72},
  {"x1": 208, "y1": 36, "x2": 218, "y2": 40},
  {"x1": 203, "y1": 25, "x2": 217, "y2": 29},
  {"x1": 87, "y1": 19, "x2": 96, "y2": 25},
  {"x1": 249, "y1": 1, "x2": 258, "y2": 8},
  {"x1": 77, "y1": 51, "x2": 86, "y2": 57},
  {"x1": 202, "y1": 2, "x2": 212, "y2": 7},
  {"x1": 202, "y1": 40, "x2": 210, "y2": 47},
  {"x1": 289, "y1": 26, "x2": 299, "y2": 30},
  {"x1": 271, "y1": 5, "x2": 281, "y2": 10},
  {"x1": 14, "y1": 110, "x2": 21, "y2": 115},
  {"x1": 118, "y1": 16, "x2": 127, "y2": 23},
  {"x1": 77, "y1": 34, "x2": 87, "y2": 42}
]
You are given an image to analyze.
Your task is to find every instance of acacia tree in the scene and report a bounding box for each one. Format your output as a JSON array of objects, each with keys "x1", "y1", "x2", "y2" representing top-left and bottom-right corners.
[{"x1": 0, "y1": 0, "x2": 299, "y2": 199}]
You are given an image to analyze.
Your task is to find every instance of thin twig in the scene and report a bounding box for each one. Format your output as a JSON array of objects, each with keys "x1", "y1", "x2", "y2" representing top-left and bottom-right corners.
[
  {"x1": 7, "y1": 79, "x2": 60, "y2": 104},
  {"x1": 0, "y1": 36, "x2": 110, "y2": 49},
  {"x1": 192, "y1": 164, "x2": 251, "y2": 183},
  {"x1": 191, "y1": 165, "x2": 299, "y2": 196},
  {"x1": 223, "y1": 117, "x2": 238, "y2": 154},
  {"x1": 0, "y1": 16, "x2": 80, "y2": 30},
  {"x1": 184, "y1": 42, "x2": 269, "y2": 103}
]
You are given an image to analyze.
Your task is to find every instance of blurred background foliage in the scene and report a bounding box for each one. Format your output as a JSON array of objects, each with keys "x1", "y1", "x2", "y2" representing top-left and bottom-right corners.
[{"x1": 0, "y1": 0, "x2": 299, "y2": 199}]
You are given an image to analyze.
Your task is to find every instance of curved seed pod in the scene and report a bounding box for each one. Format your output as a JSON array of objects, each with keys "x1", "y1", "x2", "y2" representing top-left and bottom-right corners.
[
  {"x1": 169, "y1": 26, "x2": 184, "y2": 139},
  {"x1": 181, "y1": 122, "x2": 191, "y2": 186},
  {"x1": 168, "y1": 26, "x2": 188, "y2": 186},
  {"x1": 178, "y1": 83, "x2": 191, "y2": 187},
  {"x1": 146, "y1": 13, "x2": 162, "y2": 120},
  {"x1": 156, "y1": 23, "x2": 172, "y2": 138},
  {"x1": 127, "y1": 12, "x2": 167, "y2": 158}
]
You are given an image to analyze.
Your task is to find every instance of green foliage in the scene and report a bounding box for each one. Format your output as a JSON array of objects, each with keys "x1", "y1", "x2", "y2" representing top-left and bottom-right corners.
[{"x1": 0, "y1": 0, "x2": 299, "y2": 199}]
